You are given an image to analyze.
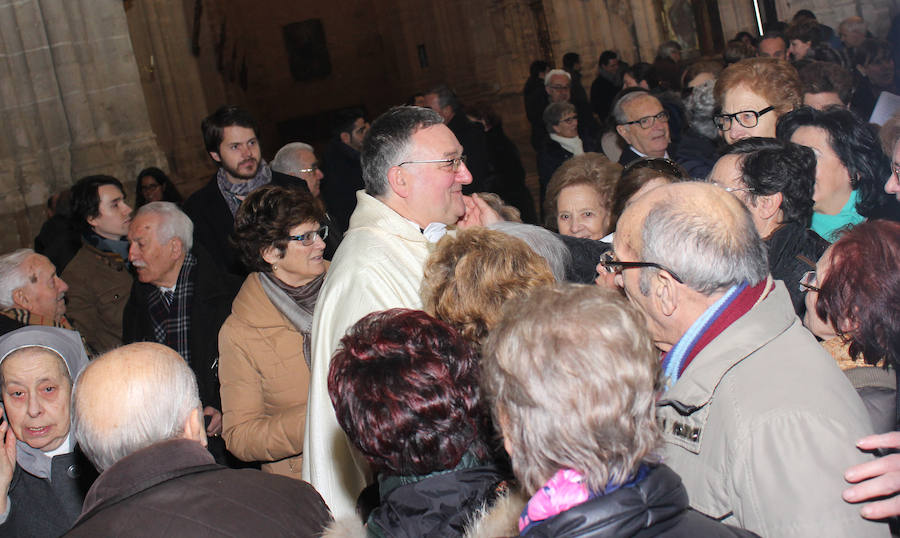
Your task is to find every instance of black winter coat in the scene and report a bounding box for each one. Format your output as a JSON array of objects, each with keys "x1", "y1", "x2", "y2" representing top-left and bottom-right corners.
[
  {"x1": 765, "y1": 221, "x2": 829, "y2": 317},
  {"x1": 320, "y1": 139, "x2": 365, "y2": 233},
  {"x1": 183, "y1": 176, "x2": 245, "y2": 277}
]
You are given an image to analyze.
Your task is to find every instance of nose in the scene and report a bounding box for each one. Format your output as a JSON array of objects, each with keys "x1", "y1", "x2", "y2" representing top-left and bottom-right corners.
[
  {"x1": 56, "y1": 276, "x2": 69, "y2": 294},
  {"x1": 123, "y1": 202, "x2": 133, "y2": 216},
  {"x1": 455, "y1": 160, "x2": 473, "y2": 185},
  {"x1": 316, "y1": 168, "x2": 324, "y2": 180},
  {"x1": 128, "y1": 243, "x2": 139, "y2": 262},
  {"x1": 569, "y1": 215, "x2": 585, "y2": 233},
  {"x1": 27, "y1": 393, "x2": 42, "y2": 418},
  {"x1": 887, "y1": 172, "x2": 900, "y2": 196}
]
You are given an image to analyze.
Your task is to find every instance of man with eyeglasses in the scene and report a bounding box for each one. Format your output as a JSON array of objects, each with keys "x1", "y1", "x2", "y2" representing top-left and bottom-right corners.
[
  {"x1": 303, "y1": 106, "x2": 499, "y2": 519},
  {"x1": 122, "y1": 201, "x2": 241, "y2": 467},
  {"x1": 614, "y1": 90, "x2": 672, "y2": 166},
  {"x1": 271, "y1": 142, "x2": 343, "y2": 259},
  {"x1": 602, "y1": 181, "x2": 885, "y2": 537}
]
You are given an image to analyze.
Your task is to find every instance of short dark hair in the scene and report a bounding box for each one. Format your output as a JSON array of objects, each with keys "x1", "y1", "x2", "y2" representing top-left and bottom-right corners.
[
  {"x1": 777, "y1": 106, "x2": 891, "y2": 218},
  {"x1": 425, "y1": 84, "x2": 461, "y2": 114},
  {"x1": 726, "y1": 137, "x2": 817, "y2": 225},
  {"x1": 135, "y1": 167, "x2": 183, "y2": 207},
  {"x1": 624, "y1": 62, "x2": 658, "y2": 89},
  {"x1": 793, "y1": 9, "x2": 816, "y2": 22},
  {"x1": 231, "y1": 185, "x2": 326, "y2": 273},
  {"x1": 724, "y1": 40, "x2": 757, "y2": 64},
  {"x1": 562, "y1": 52, "x2": 580, "y2": 71},
  {"x1": 328, "y1": 308, "x2": 489, "y2": 475},
  {"x1": 598, "y1": 51, "x2": 618, "y2": 68},
  {"x1": 610, "y1": 158, "x2": 688, "y2": 229},
  {"x1": 785, "y1": 20, "x2": 822, "y2": 46},
  {"x1": 816, "y1": 220, "x2": 900, "y2": 369},
  {"x1": 798, "y1": 61, "x2": 853, "y2": 104},
  {"x1": 529, "y1": 60, "x2": 549, "y2": 78},
  {"x1": 70, "y1": 175, "x2": 125, "y2": 231},
  {"x1": 331, "y1": 107, "x2": 365, "y2": 139},
  {"x1": 201, "y1": 105, "x2": 258, "y2": 154}
]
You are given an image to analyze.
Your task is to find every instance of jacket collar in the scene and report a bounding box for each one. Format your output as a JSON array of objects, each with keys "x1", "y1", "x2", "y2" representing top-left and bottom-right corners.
[
  {"x1": 658, "y1": 277, "x2": 792, "y2": 412},
  {"x1": 348, "y1": 191, "x2": 429, "y2": 244}
]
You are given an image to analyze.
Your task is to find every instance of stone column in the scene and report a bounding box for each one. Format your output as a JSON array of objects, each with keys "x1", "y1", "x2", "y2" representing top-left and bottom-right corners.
[{"x1": 0, "y1": 0, "x2": 165, "y2": 251}]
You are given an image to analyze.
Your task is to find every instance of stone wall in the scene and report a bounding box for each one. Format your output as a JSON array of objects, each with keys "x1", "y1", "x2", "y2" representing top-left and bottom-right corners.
[{"x1": 0, "y1": 0, "x2": 165, "y2": 252}]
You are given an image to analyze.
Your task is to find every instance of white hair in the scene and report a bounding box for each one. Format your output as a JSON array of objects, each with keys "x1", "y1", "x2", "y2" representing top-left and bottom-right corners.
[
  {"x1": 271, "y1": 142, "x2": 315, "y2": 175},
  {"x1": 543, "y1": 69, "x2": 572, "y2": 86},
  {"x1": 72, "y1": 345, "x2": 201, "y2": 472},
  {"x1": 489, "y1": 222, "x2": 570, "y2": 282},
  {"x1": 613, "y1": 90, "x2": 654, "y2": 125},
  {"x1": 136, "y1": 202, "x2": 193, "y2": 254},
  {"x1": 0, "y1": 249, "x2": 35, "y2": 309}
]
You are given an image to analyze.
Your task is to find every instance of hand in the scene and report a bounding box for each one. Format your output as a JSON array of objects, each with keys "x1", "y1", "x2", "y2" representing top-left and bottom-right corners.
[
  {"x1": 843, "y1": 432, "x2": 900, "y2": 519},
  {"x1": 457, "y1": 194, "x2": 502, "y2": 229},
  {"x1": 203, "y1": 406, "x2": 223, "y2": 437},
  {"x1": 0, "y1": 421, "x2": 17, "y2": 513}
]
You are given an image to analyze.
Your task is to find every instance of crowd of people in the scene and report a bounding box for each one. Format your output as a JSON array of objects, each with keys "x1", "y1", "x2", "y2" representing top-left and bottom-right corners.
[{"x1": 1, "y1": 8, "x2": 900, "y2": 537}]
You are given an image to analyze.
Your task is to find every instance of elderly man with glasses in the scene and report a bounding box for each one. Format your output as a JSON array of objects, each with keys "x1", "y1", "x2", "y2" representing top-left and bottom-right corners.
[
  {"x1": 614, "y1": 90, "x2": 672, "y2": 166},
  {"x1": 598, "y1": 180, "x2": 886, "y2": 538},
  {"x1": 302, "y1": 106, "x2": 500, "y2": 519}
]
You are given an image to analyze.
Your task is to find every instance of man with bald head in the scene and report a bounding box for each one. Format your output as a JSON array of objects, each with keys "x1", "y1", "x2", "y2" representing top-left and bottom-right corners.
[
  {"x1": 67, "y1": 343, "x2": 331, "y2": 536},
  {"x1": 602, "y1": 182, "x2": 886, "y2": 537}
]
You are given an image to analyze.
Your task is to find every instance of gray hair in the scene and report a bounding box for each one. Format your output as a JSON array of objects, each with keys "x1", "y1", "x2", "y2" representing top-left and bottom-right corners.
[
  {"x1": 639, "y1": 191, "x2": 768, "y2": 295},
  {"x1": 135, "y1": 202, "x2": 194, "y2": 254},
  {"x1": 543, "y1": 69, "x2": 571, "y2": 86},
  {"x1": 543, "y1": 102, "x2": 576, "y2": 132},
  {"x1": 657, "y1": 40, "x2": 682, "y2": 60},
  {"x1": 73, "y1": 343, "x2": 201, "y2": 471},
  {"x1": 361, "y1": 106, "x2": 443, "y2": 197},
  {"x1": 271, "y1": 142, "x2": 314, "y2": 175},
  {"x1": 613, "y1": 90, "x2": 653, "y2": 125},
  {"x1": 489, "y1": 222, "x2": 570, "y2": 282},
  {"x1": 0, "y1": 249, "x2": 34, "y2": 309},
  {"x1": 425, "y1": 84, "x2": 460, "y2": 113},
  {"x1": 482, "y1": 284, "x2": 662, "y2": 494},
  {"x1": 684, "y1": 79, "x2": 718, "y2": 140}
]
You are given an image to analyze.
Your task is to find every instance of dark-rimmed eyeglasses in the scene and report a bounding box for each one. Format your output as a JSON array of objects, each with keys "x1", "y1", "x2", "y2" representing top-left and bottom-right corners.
[
  {"x1": 713, "y1": 106, "x2": 774, "y2": 131},
  {"x1": 621, "y1": 110, "x2": 669, "y2": 129},
  {"x1": 799, "y1": 270, "x2": 820, "y2": 293},
  {"x1": 288, "y1": 226, "x2": 328, "y2": 246},
  {"x1": 558, "y1": 115, "x2": 578, "y2": 125},
  {"x1": 398, "y1": 155, "x2": 468, "y2": 173},
  {"x1": 598, "y1": 250, "x2": 684, "y2": 283}
]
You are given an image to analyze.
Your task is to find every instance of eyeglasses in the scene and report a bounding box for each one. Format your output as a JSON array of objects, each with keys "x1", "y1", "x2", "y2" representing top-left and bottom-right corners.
[
  {"x1": 799, "y1": 270, "x2": 820, "y2": 293},
  {"x1": 558, "y1": 115, "x2": 578, "y2": 125},
  {"x1": 298, "y1": 163, "x2": 320, "y2": 174},
  {"x1": 598, "y1": 250, "x2": 684, "y2": 283},
  {"x1": 141, "y1": 182, "x2": 162, "y2": 192},
  {"x1": 713, "y1": 106, "x2": 774, "y2": 131},
  {"x1": 548, "y1": 84, "x2": 571, "y2": 91},
  {"x1": 621, "y1": 110, "x2": 669, "y2": 129},
  {"x1": 892, "y1": 162, "x2": 900, "y2": 177},
  {"x1": 288, "y1": 225, "x2": 328, "y2": 246},
  {"x1": 709, "y1": 181, "x2": 755, "y2": 194},
  {"x1": 398, "y1": 155, "x2": 468, "y2": 172}
]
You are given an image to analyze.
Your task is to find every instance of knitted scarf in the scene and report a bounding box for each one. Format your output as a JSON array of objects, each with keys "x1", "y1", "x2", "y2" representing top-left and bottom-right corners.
[
  {"x1": 519, "y1": 465, "x2": 649, "y2": 534},
  {"x1": 0, "y1": 308, "x2": 74, "y2": 331},
  {"x1": 146, "y1": 253, "x2": 196, "y2": 363},
  {"x1": 259, "y1": 271, "x2": 325, "y2": 367},
  {"x1": 216, "y1": 160, "x2": 272, "y2": 216},
  {"x1": 549, "y1": 133, "x2": 584, "y2": 156},
  {"x1": 661, "y1": 279, "x2": 771, "y2": 390}
]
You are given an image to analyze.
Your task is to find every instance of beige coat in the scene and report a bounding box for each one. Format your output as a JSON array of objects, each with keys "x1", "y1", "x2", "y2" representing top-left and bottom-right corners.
[
  {"x1": 657, "y1": 280, "x2": 888, "y2": 537},
  {"x1": 219, "y1": 272, "x2": 312, "y2": 478}
]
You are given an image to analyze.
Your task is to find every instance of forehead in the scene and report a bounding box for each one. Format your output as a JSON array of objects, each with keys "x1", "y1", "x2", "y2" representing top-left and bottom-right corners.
[
  {"x1": 408, "y1": 124, "x2": 462, "y2": 157},
  {"x1": 759, "y1": 37, "x2": 785, "y2": 50},
  {"x1": 97, "y1": 183, "x2": 124, "y2": 201},
  {"x1": 220, "y1": 125, "x2": 257, "y2": 145},
  {"x1": 624, "y1": 96, "x2": 663, "y2": 118},
  {"x1": 790, "y1": 125, "x2": 830, "y2": 149},
  {"x1": 723, "y1": 84, "x2": 770, "y2": 110},
  {"x1": 129, "y1": 214, "x2": 160, "y2": 239},
  {"x1": 548, "y1": 74, "x2": 569, "y2": 86},
  {"x1": 352, "y1": 118, "x2": 366, "y2": 130},
  {"x1": 24, "y1": 254, "x2": 54, "y2": 278},
  {"x1": 711, "y1": 154, "x2": 743, "y2": 179},
  {"x1": 298, "y1": 149, "x2": 317, "y2": 164}
]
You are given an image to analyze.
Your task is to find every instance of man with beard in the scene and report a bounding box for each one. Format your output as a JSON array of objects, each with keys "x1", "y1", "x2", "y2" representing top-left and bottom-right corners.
[{"x1": 184, "y1": 105, "x2": 271, "y2": 276}]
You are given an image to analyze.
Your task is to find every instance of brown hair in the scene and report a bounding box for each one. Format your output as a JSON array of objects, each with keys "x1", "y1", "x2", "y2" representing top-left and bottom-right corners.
[
  {"x1": 543, "y1": 152, "x2": 621, "y2": 231},
  {"x1": 714, "y1": 58, "x2": 802, "y2": 117},
  {"x1": 422, "y1": 228, "x2": 555, "y2": 345}
]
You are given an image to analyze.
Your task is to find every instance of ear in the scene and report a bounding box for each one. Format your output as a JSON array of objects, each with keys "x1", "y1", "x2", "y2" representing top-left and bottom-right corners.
[
  {"x1": 209, "y1": 151, "x2": 222, "y2": 164},
  {"x1": 655, "y1": 271, "x2": 680, "y2": 318},
  {"x1": 169, "y1": 238, "x2": 185, "y2": 259},
  {"x1": 86, "y1": 214, "x2": 100, "y2": 230},
  {"x1": 616, "y1": 124, "x2": 632, "y2": 145},
  {"x1": 755, "y1": 192, "x2": 782, "y2": 220},
  {"x1": 11, "y1": 288, "x2": 29, "y2": 310},
  {"x1": 261, "y1": 245, "x2": 282, "y2": 266},
  {"x1": 340, "y1": 132, "x2": 351, "y2": 146},
  {"x1": 387, "y1": 165, "x2": 411, "y2": 199},
  {"x1": 181, "y1": 407, "x2": 207, "y2": 447}
]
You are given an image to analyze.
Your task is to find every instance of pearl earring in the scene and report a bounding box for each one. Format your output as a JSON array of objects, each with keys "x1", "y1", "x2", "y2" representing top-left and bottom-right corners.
[{"x1": 272, "y1": 264, "x2": 278, "y2": 272}]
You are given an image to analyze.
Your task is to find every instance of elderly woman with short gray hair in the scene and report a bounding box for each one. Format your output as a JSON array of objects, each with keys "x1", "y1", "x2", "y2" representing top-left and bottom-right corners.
[{"x1": 537, "y1": 102, "x2": 596, "y2": 212}]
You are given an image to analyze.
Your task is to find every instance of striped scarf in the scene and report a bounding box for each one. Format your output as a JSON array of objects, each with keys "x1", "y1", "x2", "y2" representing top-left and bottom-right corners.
[
  {"x1": 147, "y1": 253, "x2": 196, "y2": 364},
  {"x1": 661, "y1": 279, "x2": 770, "y2": 390}
]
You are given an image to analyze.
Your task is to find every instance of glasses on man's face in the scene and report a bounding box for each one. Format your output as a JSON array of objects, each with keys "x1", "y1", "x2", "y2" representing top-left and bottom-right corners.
[
  {"x1": 799, "y1": 270, "x2": 821, "y2": 293},
  {"x1": 288, "y1": 225, "x2": 328, "y2": 246},
  {"x1": 598, "y1": 250, "x2": 684, "y2": 283},
  {"x1": 713, "y1": 106, "x2": 774, "y2": 131},
  {"x1": 708, "y1": 181, "x2": 755, "y2": 194},
  {"x1": 621, "y1": 110, "x2": 669, "y2": 129},
  {"x1": 548, "y1": 84, "x2": 571, "y2": 91},
  {"x1": 398, "y1": 155, "x2": 468, "y2": 173},
  {"x1": 298, "y1": 163, "x2": 320, "y2": 174}
]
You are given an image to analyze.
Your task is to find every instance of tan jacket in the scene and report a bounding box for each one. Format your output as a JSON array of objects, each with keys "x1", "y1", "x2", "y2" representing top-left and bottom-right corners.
[
  {"x1": 219, "y1": 272, "x2": 312, "y2": 478},
  {"x1": 657, "y1": 280, "x2": 888, "y2": 537},
  {"x1": 61, "y1": 241, "x2": 132, "y2": 354}
]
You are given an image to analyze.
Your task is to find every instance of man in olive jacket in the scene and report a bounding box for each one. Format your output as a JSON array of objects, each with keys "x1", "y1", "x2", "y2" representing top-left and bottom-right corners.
[{"x1": 610, "y1": 182, "x2": 887, "y2": 537}]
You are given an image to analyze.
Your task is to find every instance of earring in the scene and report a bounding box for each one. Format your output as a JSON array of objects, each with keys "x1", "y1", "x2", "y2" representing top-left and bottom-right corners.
[{"x1": 272, "y1": 264, "x2": 278, "y2": 272}]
